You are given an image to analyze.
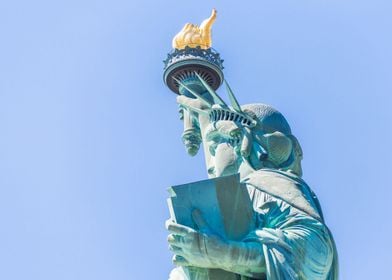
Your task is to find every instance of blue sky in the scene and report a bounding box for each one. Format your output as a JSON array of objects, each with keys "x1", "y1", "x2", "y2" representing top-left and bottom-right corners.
[{"x1": 0, "y1": 0, "x2": 391, "y2": 279}]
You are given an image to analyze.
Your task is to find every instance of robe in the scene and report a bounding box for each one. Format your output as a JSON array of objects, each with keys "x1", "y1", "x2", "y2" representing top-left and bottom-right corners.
[
  {"x1": 241, "y1": 169, "x2": 338, "y2": 279},
  {"x1": 169, "y1": 169, "x2": 338, "y2": 279}
]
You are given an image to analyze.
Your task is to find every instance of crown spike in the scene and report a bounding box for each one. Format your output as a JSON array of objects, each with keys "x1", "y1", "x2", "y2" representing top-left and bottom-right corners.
[{"x1": 224, "y1": 80, "x2": 242, "y2": 112}]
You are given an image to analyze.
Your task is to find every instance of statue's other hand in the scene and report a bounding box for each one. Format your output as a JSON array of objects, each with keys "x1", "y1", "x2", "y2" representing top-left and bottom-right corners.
[
  {"x1": 176, "y1": 95, "x2": 210, "y2": 114},
  {"x1": 166, "y1": 209, "x2": 229, "y2": 269}
]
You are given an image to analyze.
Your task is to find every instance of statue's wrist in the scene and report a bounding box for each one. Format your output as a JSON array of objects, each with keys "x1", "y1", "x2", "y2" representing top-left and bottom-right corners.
[{"x1": 227, "y1": 241, "x2": 264, "y2": 268}]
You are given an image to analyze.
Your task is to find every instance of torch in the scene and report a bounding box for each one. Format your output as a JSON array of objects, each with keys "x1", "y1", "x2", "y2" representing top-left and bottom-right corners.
[{"x1": 163, "y1": 9, "x2": 224, "y2": 167}]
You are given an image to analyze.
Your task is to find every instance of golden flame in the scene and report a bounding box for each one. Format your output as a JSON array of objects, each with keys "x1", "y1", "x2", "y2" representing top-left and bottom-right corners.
[{"x1": 172, "y1": 9, "x2": 217, "y2": 50}]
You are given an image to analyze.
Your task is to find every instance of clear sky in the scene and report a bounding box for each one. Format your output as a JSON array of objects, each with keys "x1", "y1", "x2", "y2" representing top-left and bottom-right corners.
[{"x1": 0, "y1": 0, "x2": 391, "y2": 279}]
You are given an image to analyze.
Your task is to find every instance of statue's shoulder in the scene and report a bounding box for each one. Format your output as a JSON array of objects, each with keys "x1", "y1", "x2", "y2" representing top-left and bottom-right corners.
[
  {"x1": 244, "y1": 169, "x2": 304, "y2": 189},
  {"x1": 242, "y1": 169, "x2": 324, "y2": 221}
]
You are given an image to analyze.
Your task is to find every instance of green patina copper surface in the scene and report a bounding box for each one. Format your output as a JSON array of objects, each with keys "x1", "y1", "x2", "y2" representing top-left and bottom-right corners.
[{"x1": 163, "y1": 10, "x2": 338, "y2": 280}]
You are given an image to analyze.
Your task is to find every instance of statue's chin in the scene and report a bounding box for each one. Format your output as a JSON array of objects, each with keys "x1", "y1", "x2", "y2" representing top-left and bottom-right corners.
[{"x1": 215, "y1": 164, "x2": 237, "y2": 177}]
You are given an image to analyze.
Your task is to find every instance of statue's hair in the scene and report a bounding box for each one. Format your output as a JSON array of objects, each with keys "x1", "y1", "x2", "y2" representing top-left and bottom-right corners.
[
  {"x1": 241, "y1": 103, "x2": 292, "y2": 135},
  {"x1": 240, "y1": 103, "x2": 303, "y2": 177}
]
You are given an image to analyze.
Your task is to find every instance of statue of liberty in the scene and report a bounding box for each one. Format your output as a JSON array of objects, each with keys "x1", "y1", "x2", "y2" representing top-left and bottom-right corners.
[{"x1": 163, "y1": 9, "x2": 338, "y2": 280}]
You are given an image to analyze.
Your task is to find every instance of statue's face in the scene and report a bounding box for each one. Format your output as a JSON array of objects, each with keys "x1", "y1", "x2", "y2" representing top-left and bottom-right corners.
[{"x1": 205, "y1": 120, "x2": 244, "y2": 177}]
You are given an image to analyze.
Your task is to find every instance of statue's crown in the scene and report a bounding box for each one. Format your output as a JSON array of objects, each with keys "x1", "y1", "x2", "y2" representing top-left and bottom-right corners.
[
  {"x1": 209, "y1": 107, "x2": 255, "y2": 128},
  {"x1": 176, "y1": 72, "x2": 257, "y2": 128}
]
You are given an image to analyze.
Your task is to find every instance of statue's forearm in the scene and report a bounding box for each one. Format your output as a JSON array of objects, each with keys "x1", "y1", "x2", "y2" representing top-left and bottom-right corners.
[{"x1": 217, "y1": 241, "x2": 266, "y2": 277}]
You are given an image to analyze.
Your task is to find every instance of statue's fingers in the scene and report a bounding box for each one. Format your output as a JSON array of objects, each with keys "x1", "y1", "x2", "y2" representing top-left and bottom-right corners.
[
  {"x1": 192, "y1": 209, "x2": 210, "y2": 232},
  {"x1": 167, "y1": 221, "x2": 193, "y2": 236},
  {"x1": 169, "y1": 245, "x2": 183, "y2": 254},
  {"x1": 165, "y1": 219, "x2": 174, "y2": 229},
  {"x1": 167, "y1": 234, "x2": 184, "y2": 246},
  {"x1": 176, "y1": 95, "x2": 209, "y2": 113},
  {"x1": 176, "y1": 95, "x2": 197, "y2": 107},
  {"x1": 172, "y1": 255, "x2": 189, "y2": 266},
  {"x1": 168, "y1": 230, "x2": 198, "y2": 251}
]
